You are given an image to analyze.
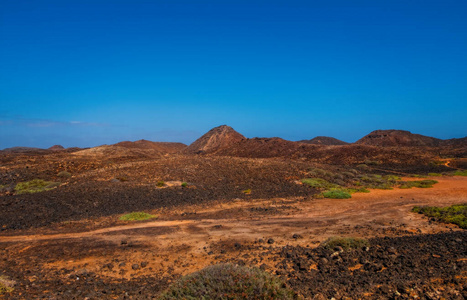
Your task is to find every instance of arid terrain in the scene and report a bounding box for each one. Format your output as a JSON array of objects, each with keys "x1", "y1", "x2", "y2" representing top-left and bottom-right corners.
[{"x1": 0, "y1": 126, "x2": 466, "y2": 299}]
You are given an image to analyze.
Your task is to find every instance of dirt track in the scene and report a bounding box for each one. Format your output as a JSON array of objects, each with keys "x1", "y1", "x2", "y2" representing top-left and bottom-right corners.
[{"x1": 0, "y1": 176, "x2": 466, "y2": 299}]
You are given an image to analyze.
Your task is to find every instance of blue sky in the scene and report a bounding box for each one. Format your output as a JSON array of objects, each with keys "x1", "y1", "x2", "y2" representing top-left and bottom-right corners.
[{"x1": 1, "y1": 0, "x2": 466, "y2": 148}]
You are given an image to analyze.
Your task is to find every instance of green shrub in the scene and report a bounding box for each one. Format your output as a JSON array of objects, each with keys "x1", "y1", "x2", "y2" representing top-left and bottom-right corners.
[
  {"x1": 181, "y1": 182, "x2": 188, "y2": 188},
  {"x1": 57, "y1": 171, "x2": 71, "y2": 178},
  {"x1": 301, "y1": 178, "x2": 339, "y2": 189},
  {"x1": 242, "y1": 189, "x2": 252, "y2": 194},
  {"x1": 454, "y1": 170, "x2": 467, "y2": 176},
  {"x1": 428, "y1": 173, "x2": 442, "y2": 177},
  {"x1": 119, "y1": 212, "x2": 157, "y2": 221},
  {"x1": 320, "y1": 236, "x2": 369, "y2": 250},
  {"x1": 322, "y1": 189, "x2": 352, "y2": 199},
  {"x1": 412, "y1": 204, "x2": 466, "y2": 229},
  {"x1": 14, "y1": 179, "x2": 60, "y2": 195},
  {"x1": 158, "y1": 263, "x2": 295, "y2": 300},
  {"x1": 384, "y1": 175, "x2": 401, "y2": 182},
  {"x1": 156, "y1": 181, "x2": 165, "y2": 187},
  {"x1": 399, "y1": 180, "x2": 438, "y2": 189}
]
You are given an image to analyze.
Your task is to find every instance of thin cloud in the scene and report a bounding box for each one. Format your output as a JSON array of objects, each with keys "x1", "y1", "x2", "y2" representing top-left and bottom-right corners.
[{"x1": 0, "y1": 116, "x2": 108, "y2": 128}]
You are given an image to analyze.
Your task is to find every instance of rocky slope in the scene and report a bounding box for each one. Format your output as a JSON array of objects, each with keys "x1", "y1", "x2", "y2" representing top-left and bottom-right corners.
[
  {"x1": 355, "y1": 130, "x2": 442, "y2": 147},
  {"x1": 298, "y1": 136, "x2": 348, "y2": 145},
  {"x1": 184, "y1": 125, "x2": 246, "y2": 154}
]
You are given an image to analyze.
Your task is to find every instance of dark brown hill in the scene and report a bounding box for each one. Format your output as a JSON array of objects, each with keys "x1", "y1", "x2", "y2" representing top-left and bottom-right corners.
[
  {"x1": 443, "y1": 136, "x2": 467, "y2": 146},
  {"x1": 114, "y1": 139, "x2": 186, "y2": 154},
  {"x1": 299, "y1": 136, "x2": 348, "y2": 146},
  {"x1": 1, "y1": 147, "x2": 49, "y2": 154},
  {"x1": 355, "y1": 130, "x2": 442, "y2": 147},
  {"x1": 48, "y1": 145, "x2": 65, "y2": 151},
  {"x1": 184, "y1": 125, "x2": 246, "y2": 154}
]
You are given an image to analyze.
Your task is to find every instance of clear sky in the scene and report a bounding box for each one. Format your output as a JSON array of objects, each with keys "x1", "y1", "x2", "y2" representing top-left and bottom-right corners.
[{"x1": 1, "y1": 0, "x2": 466, "y2": 148}]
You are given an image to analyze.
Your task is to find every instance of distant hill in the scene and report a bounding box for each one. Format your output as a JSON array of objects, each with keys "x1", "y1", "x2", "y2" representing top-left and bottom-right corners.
[
  {"x1": 355, "y1": 130, "x2": 443, "y2": 147},
  {"x1": 114, "y1": 139, "x2": 186, "y2": 153},
  {"x1": 184, "y1": 125, "x2": 246, "y2": 154},
  {"x1": 299, "y1": 136, "x2": 348, "y2": 146},
  {"x1": 1, "y1": 147, "x2": 49, "y2": 154},
  {"x1": 73, "y1": 140, "x2": 187, "y2": 158},
  {"x1": 443, "y1": 136, "x2": 467, "y2": 146},
  {"x1": 48, "y1": 145, "x2": 65, "y2": 151}
]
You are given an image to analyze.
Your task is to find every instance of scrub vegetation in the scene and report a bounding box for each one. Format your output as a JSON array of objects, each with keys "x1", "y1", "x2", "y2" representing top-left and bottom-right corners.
[
  {"x1": 412, "y1": 204, "x2": 467, "y2": 229},
  {"x1": 14, "y1": 179, "x2": 60, "y2": 195},
  {"x1": 158, "y1": 263, "x2": 295, "y2": 300}
]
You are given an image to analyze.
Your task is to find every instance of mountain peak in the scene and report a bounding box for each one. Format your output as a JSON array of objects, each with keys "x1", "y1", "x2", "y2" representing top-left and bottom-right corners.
[{"x1": 185, "y1": 125, "x2": 246, "y2": 154}]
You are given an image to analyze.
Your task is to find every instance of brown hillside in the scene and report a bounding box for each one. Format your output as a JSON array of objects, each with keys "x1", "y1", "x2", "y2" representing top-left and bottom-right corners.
[
  {"x1": 443, "y1": 136, "x2": 467, "y2": 146},
  {"x1": 299, "y1": 136, "x2": 348, "y2": 146},
  {"x1": 185, "y1": 126, "x2": 441, "y2": 167},
  {"x1": 115, "y1": 139, "x2": 186, "y2": 153},
  {"x1": 355, "y1": 130, "x2": 442, "y2": 147},
  {"x1": 184, "y1": 125, "x2": 246, "y2": 154}
]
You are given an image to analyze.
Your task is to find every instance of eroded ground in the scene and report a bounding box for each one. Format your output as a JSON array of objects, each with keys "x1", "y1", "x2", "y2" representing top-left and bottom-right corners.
[{"x1": 1, "y1": 176, "x2": 466, "y2": 299}]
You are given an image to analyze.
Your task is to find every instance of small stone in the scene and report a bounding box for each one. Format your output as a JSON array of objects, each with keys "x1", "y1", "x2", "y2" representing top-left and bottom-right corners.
[
  {"x1": 267, "y1": 238, "x2": 275, "y2": 244},
  {"x1": 131, "y1": 264, "x2": 140, "y2": 270}
]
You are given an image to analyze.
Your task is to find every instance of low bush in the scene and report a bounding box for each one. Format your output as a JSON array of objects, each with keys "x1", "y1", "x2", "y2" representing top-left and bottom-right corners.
[
  {"x1": 181, "y1": 182, "x2": 188, "y2": 188},
  {"x1": 158, "y1": 263, "x2": 295, "y2": 300},
  {"x1": 357, "y1": 164, "x2": 369, "y2": 170},
  {"x1": 364, "y1": 160, "x2": 380, "y2": 166},
  {"x1": 301, "y1": 178, "x2": 339, "y2": 189},
  {"x1": 428, "y1": 173, "x2": 442, "y2": 177},
  {"x1": 322, "y1": 189, "x2": 352, "y2": 199},
  {"x1": 399, "y1": 180, "x2": 438, "y2": 189},
  {"x1": 242, "y1": 189, "x2": 252, "y2": 194},
  {"x1": 320, "y1": 236, "x2": 369, "y2": 250},
  {"x1": 454, "y1": 170, "x2": 467, "y2": 176},
  {"x1": 14, "y1": 179, "x2": 60, "y2": 195},
  {"x1": 57, "y1": 171, "x2": 71, "y2": 178},
  {"x1": 119, "y1": 212, "x2": 157, "y2": 221},
  {"x1": 412, "y1": 204, "x2": 466, "y2": 229},
  {"x1": 156, "y1": 181, "x2": 165, "y2": 187},
  {"x1": 347, "y1": 187, "x2": 370, "y2": 193}
]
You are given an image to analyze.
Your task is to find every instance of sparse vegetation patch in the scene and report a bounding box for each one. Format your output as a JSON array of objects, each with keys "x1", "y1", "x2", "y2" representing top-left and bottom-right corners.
[
  {"x1": 14, "y1": 179, "x2": 60, "y2": 195},
  {"x1": 301, "y1": 178, "x2": 338, "y2": 189},
  {"x1": 399, "y1": 180, "x2": 438, "y2": 189},
  {"x1": 156, "y1": 181, "x2": 166, "y2": 187},
  {"x1": 454, "y1": 170, "x2": 467, "y2": 176},
  {"x1": 158, "y1": 263, "x2": 295, "y2": 300},
  {"x1": 0, "y1": 275, "x2": 15, "y2": 294},
  {"x1": 412, "y1": 204, "x2": 467, "y2": 229},
  {"x1": 119, "y1": 212, "x2": 157, "y2": 221}
]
